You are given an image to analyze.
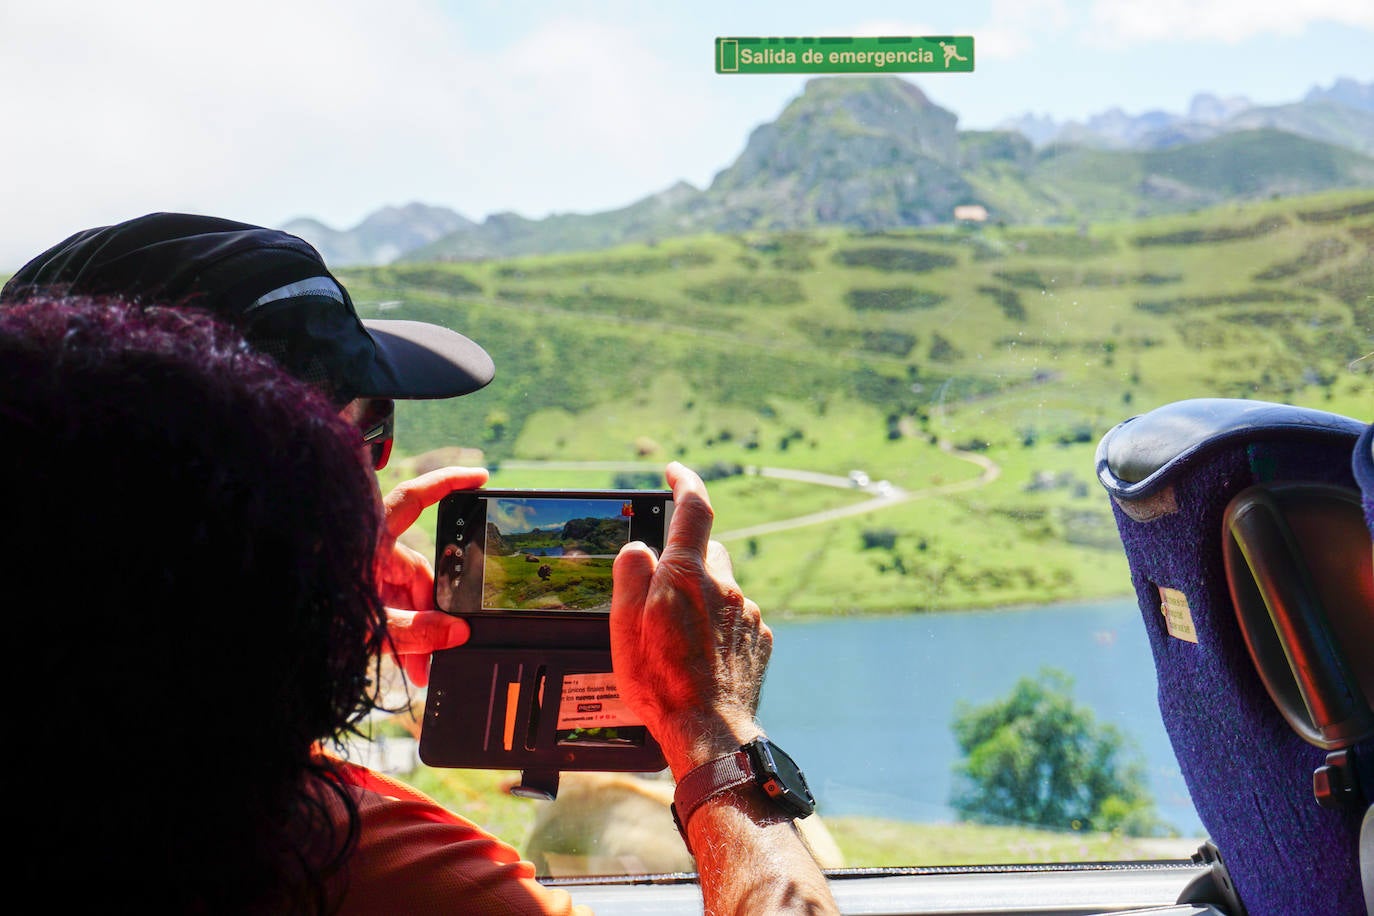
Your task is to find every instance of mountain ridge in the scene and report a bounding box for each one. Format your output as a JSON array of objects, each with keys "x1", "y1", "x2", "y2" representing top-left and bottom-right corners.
[
  {"x1": 283, "y1": 202, "x2": 474, "y2": 268},
  {"x1": 289, "y1": 76, "x2": 1374, "y2": 266},
  {"x1": 998, "y1": 78, "x2": 1374, "y2": 152}
]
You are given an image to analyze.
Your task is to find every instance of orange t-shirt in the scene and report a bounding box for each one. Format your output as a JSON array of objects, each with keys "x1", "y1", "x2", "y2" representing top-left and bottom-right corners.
[{"x1": 328, "y1": 760, "x2": 592, "y2": 915}]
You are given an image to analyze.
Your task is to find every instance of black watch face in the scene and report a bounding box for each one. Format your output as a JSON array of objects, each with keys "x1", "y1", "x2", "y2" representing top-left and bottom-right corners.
[{"x1": 748, "y1": 739, "x2": 816, "y2": 818}]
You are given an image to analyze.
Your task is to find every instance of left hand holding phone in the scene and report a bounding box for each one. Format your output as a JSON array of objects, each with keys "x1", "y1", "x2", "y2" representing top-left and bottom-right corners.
[{"x1": 377, "y1": 465, "x2": 489, "y2": 686}]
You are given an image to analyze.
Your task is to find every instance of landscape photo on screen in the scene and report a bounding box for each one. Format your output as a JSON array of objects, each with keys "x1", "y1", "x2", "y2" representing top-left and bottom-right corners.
[{"x1": 481, "y1": 496, "x2": 635, "y2": 612}]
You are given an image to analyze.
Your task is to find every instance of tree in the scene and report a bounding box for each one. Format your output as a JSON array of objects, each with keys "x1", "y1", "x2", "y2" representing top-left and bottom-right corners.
[
  {"x1": 949, "y1": 668, "x2": 1170, "y2": 836},
  {"x1": 612, "y1": 471, "x2": 662, "y2": 490},
  {"x1": 483, "y1": 408, "x2": 509, "y2": 444},
  {"x1": 860, "y1": 528, "x2": 898, "y2": 550}
]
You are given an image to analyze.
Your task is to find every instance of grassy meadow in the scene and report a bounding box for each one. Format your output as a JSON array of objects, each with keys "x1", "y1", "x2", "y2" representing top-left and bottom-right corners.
[
  {"x1": 483, "y1": 553, "x2": 615, "y2": 611},
  {"x1": 362, "y1": 189, "x2": 1373, "y2": 616},
  {"x1": 364, "y1": 708, "x2": 1201, "y2": 870},
  {"x1": 374, "y1": 736, "x2": 1203, "y2": 871}
]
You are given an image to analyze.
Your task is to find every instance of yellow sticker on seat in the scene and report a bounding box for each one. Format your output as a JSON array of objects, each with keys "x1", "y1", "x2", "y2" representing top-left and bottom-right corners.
[{"x1": 1158, "y1": 586, "x2": 1198, "y2": 643}]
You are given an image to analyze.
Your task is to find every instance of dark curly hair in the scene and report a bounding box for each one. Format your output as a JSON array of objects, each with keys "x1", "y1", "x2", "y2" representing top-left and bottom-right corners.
[{"x1": 1, "y1": 297, "x2": 388, "y2": 912}]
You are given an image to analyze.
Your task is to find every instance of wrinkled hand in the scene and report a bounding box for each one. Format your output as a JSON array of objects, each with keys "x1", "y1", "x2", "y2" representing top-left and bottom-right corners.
[
  {"x1": 611, "y1": 462, "x2": 773, "y2": 777},
  {"x1": 376, "y1": 466, "x2": 488, "y2": 686}
]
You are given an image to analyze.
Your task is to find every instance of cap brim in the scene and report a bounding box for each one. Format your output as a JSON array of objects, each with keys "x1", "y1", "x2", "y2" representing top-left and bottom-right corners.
[{"x1": 360, "y1": 319, "x2": 495, "y2": 400}]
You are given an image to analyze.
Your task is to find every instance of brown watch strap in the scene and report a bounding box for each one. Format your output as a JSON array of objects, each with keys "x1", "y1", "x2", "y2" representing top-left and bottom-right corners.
[{"x1": 670, "y1": 749, "x2": 754, "y2": 848}]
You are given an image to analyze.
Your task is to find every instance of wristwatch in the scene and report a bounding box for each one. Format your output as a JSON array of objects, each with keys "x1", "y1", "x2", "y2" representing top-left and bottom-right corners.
[{"x1": 670, "y1": 737, "x2": 816, "y2": 847}]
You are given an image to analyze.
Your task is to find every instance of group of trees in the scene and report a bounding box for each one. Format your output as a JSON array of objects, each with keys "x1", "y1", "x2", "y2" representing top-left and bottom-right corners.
[{"x1": 950, "y1": 669, "x2": 1171, "y2": 837}]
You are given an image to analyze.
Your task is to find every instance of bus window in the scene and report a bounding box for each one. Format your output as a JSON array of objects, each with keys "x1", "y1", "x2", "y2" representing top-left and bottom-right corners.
[{"x1": 6, "y1": 0, "x2": 1370, "y2": 905}]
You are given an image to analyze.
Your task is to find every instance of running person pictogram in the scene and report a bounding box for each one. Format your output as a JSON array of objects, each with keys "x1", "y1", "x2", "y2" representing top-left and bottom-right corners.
[{"x1": 940, "y1": 41, "x2": 968, "y2": 67}]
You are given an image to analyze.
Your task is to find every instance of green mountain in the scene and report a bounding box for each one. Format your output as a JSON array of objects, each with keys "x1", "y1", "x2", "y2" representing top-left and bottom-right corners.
[
  {"x1": 997, "y1": 129, "x2": 1374, "y2": 222},
  {"x1": 343, "y1": 189, "x2": 1374, "y2": 614},
  {"x1": 350, "y1": 193, "x2": 1374, "y2": 469},
  {"x1": 1227, "y1": 101, "x2": 1374, "y2": 157},
  {"x1": 704, "y1": 77, "x2": 970, "y2": 228},
  {"x1": 403, "y1": 78, "x2": 1374, "y2": 262},
  {"x1": 400, "y1": 182, "x2": 707, "y2": 261}
]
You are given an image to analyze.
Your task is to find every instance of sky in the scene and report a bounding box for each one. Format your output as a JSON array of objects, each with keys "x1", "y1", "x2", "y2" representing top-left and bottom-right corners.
[
  {"x1": 1, "y1": 0, "x2": 1372, "y2": 270},
  {"x1": 489, "y1": 497, "x2": 626, "y2": 535}
]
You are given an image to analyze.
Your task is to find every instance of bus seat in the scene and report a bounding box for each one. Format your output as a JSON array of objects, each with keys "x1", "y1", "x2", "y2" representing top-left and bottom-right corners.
[
  {"x1": 1353, "y1": 422, "x2": 1374, "y2": 916},
  {"x1": 1357, "y1": 422, "x2": 1374, "y2": 562},
  {"x1": 1096, "y1": 398, "x2": 1371, "y2": 916}
]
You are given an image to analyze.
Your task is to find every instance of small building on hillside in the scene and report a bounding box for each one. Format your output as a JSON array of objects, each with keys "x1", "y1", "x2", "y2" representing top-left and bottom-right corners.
[{"x1": 953, "y1": 204, "x2": 989, "y2": 223}]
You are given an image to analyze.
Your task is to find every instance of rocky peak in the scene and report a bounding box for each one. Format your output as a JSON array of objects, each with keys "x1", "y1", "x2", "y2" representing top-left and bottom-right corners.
[{"x1": 711, "y1": 76, "x2": 961, "y2": 192}]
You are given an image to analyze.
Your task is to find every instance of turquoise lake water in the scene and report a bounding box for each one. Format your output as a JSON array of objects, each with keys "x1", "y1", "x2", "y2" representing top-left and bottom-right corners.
[{"x1": 759, "y1": 598, "x2": 1205, "y2": 836}]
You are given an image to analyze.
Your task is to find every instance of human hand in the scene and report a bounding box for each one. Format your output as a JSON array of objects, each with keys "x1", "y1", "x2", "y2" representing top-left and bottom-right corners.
[
  {"x1": 376, "y1": 466, "x2": 488, "y2": 686},
  {"x1": 610, "y1": 462, "x2": 773, "y2": 778}
]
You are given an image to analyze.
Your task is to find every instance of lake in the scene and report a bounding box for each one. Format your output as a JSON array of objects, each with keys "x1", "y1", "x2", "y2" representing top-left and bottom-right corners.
[{"x1": 759, "y1": 598, "x2": 1205, "y2": 836}]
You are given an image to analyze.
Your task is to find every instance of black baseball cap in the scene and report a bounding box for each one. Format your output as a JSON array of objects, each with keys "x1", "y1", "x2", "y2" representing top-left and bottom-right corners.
[{"x1": 0, "y1": 212, "x2": 495, "y2": 405}]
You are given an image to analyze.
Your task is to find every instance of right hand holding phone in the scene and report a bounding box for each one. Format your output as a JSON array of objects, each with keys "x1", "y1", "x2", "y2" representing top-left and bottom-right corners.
[{"x1": 610, "y1": 462, "x2": 773, "y2": 778}]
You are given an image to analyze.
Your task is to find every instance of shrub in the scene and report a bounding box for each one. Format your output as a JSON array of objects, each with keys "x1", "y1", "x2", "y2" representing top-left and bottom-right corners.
[
  {"x1": 844, "y1": 287, "x2": 947, "y2": 311},
  {"x1": 832, "y1": 247, "x2": 957, "y2": 273}
]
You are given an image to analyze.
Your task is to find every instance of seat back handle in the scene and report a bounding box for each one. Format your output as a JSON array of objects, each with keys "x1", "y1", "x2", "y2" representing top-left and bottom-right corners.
[{"x1": 1226, "y1": 488, "x2": 1374, "y2": 747}]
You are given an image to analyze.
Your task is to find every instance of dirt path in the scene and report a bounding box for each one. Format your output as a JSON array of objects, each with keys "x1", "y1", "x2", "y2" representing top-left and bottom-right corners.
[
  {"x1": 491, "y1": 444, "x2": 1002, "y2": 543},
  {"x1": 715, "y1": 441, "x2": 999, "y2": 540}
]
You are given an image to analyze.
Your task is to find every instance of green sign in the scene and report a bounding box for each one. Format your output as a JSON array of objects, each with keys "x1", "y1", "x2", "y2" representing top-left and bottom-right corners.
[{"x1": 716, "y1": 36, "x2": 974, "y2": 74}]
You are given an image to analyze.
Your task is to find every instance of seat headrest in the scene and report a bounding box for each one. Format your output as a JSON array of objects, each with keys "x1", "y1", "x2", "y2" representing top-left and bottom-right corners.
[{"x1": 1097, "y1": 398, "x2": 1366, "y2": 500}]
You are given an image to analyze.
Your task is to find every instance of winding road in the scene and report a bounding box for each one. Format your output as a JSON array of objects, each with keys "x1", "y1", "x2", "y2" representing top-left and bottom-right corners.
[{"x1": 495, "y1": 441, "x2": 1001, "y2": 542}]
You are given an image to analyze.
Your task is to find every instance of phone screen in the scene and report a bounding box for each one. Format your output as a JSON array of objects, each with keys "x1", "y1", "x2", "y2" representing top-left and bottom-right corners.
[{"x1": 435, "y1": 489, "x2": 673, "y2": 615}]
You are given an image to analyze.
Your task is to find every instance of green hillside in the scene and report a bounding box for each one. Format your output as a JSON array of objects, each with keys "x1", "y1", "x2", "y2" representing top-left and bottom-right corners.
[
  {"x1": 344, "y1": 190, "x2": 1373, "y2": 616},
  {"x1": 1229, "y1": 100, "x2": 1374, "y2": 157}
]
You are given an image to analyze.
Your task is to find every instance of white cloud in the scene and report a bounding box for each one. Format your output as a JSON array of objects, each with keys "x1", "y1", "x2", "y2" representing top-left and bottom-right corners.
[
  {"x1": 0, "y1": 0, "x2": 482, "y2": 265},
  {"x1": 461, "y1": 17, "x2": 716, "y2": 213},
  {"x1": 845, "y1": 19, "x2": 939, "y2": 37},
  {"x1": 976, "y1": 0, "x2": 1074, "y2": 59},
  {"x1": 847, "y1": 3, "x2": 1072, "y2": 61},
  {"x1": 1091, "y1": 0, "x2": 1374, "y2": 44},
  {"x1": 0, "y1": 1, "x2": 733, "y2": 268}
]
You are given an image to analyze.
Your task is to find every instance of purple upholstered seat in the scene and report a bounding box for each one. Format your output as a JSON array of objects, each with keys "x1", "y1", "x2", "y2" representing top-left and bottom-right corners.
[
  {"x1": 1357, "y1": 423, "x2": 1374, "y2": 541},
  {"x1": 1355, "y1": 422, "x2": 1374, "y2": 916},
  {"x1": 1097, "y1": 398, "x2": 1373, "y2": 916}
]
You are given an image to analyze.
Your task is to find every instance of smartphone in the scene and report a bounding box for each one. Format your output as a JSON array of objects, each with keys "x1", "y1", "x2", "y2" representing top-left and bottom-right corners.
[
  {"x1": 420, "y1": 488, "x2": 674, "y2": 778},
  {"x1": 434, "y1": 488, "x2": 674, "y2": 623}
]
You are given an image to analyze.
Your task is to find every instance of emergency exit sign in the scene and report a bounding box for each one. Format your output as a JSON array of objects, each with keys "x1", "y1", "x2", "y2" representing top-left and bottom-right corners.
[{"x1": 716, "y1": 36, "x2": 974, "y2": 74}]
